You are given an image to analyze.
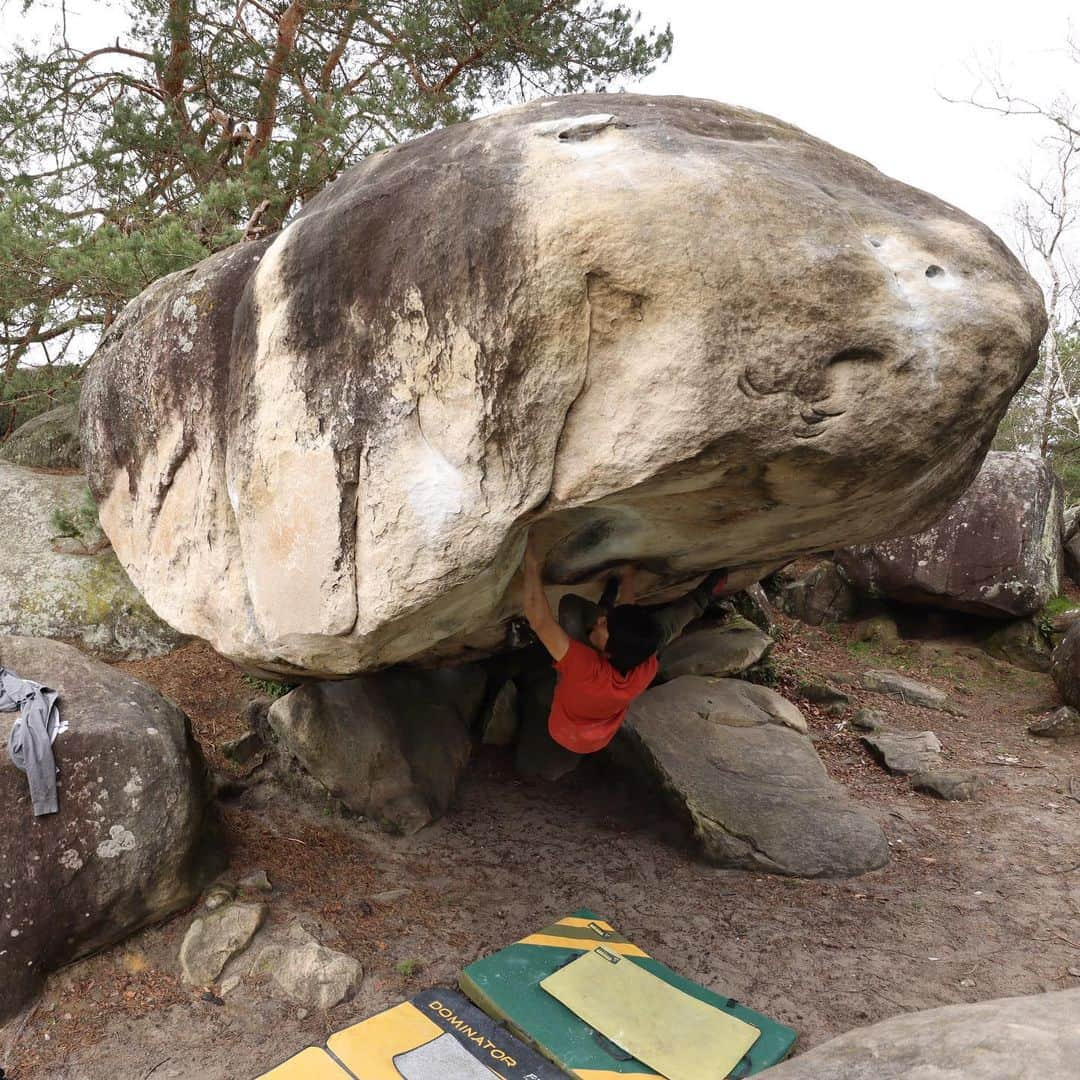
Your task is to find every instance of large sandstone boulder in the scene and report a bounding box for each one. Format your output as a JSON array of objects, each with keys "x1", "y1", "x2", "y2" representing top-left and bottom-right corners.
[
  {"x1": 0, "y1": 462, "x2": 183, "y2": 658},
  {"x1": 837, "y1": 451, "x2": 1063, "y2": 619},
  {"x1": 267, "y1": 665, "x2": 486, "y2": 833},
  {"x1": 0, "y1": 401, "x2": 82, "y2": 470},
  {"x1": 620, "y1": 677, "x2": 890, "y2": 877},
  {"x1": 82, "y1": 93, "x2": 1045, "y2": 676},
  {"x1": 0, "y1": 636, "x2": 217, "y2": 1020},
  {"x1": 760, "y1": 989, "x2": 1080, "y2": 1079}
]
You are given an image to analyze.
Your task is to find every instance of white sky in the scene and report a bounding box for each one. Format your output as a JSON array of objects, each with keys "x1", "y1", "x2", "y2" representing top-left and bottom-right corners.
[{"x1": 1, "y1": 0, "x2": 1077, "y2": 260}]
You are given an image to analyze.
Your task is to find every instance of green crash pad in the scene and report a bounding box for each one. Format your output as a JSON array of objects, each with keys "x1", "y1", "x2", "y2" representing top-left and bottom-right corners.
[{"x1": 459, "y1": 910, "x2": 796, "y2": 1079}]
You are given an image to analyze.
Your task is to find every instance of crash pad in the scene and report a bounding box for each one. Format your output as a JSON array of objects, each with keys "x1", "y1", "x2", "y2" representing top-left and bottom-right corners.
[
  {"x1": 541, "y1": 947, "x2": 760, "y2": 1080},
  {"x1": 257, "y1": 1046, "x2": 353, "y2": 1079},
  {"x1": 459, "y1": 910, "x2": 796, "y2": 1079},
  {"x1": 326, "y1": 987, "x2": 566, "y2": 1079}
]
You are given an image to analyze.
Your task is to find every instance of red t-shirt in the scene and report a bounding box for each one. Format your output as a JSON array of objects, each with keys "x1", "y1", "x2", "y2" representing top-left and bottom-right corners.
[{"x1": 548, "y1": 640, "x2": 658, "y2": 753}]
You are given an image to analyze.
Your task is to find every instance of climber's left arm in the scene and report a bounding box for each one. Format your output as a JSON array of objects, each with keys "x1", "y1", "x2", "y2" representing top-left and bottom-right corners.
[{"x1": 521, "y1": 533, "x2": 571, "y2": 662}]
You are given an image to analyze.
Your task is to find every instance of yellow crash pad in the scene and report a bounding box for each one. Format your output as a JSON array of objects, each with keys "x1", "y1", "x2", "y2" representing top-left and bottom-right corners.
[
  {"x1": 256, "y1": 1046, "x2": 354, "y2": 1079},
  {"x1": 541, "y1": 947, "x2": 760, "y2": 1080}
]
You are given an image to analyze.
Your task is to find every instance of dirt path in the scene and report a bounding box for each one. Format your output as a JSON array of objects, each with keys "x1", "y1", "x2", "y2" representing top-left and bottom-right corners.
[{"x1": 4, "y1": 618, "x2": 1080, "y2": 1079}]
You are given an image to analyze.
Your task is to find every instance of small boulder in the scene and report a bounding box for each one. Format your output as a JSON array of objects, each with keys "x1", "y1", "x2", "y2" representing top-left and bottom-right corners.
[
  {"x1": 247, "y1": 923, "x2": 363, "y2": 1010},
  {"x1": 852, "y1": 614, "x2": 901, "y2": 650},
  {"x1": 729, "y1": 583, "x2": 777, "y2": 635},
  {"x1": 481, "y1": 681, "x2": 519, "y2": 746},
  {"x1": 837, "y1": 451, "x2": 1063, "y2": 619},
  {"x1": 657, "y1": 616, "x2": 772, "y2": 680},
  {"x1": 759, "y1": 988, "x2": 1080, "y2": 1080},
  {"x1": 981, "y1": 617, "x2": 1051, "y2": 673},
  {"x1": 861, "y1": 669, "x2": 956, "y2": 712},
  {"x1": 1028, "y1": 706, "x2": 1080, "y2": 739},
  {"x1": 861, "y1": 730, "x2": 943, "y2": 776},
  {"x1": 179, "y1": 902, "x2": 267, "y2": 986},
  {"x1": 622, "y1": 677, "x2": 888, "y2": 877},
  {"x1": 239, "y1": 869, "x2": 273, "y2": 893},
  {"x1": 221, "y1": 730, "x2": 266, "y2": 767},
  {"x1": 911, "y1": 769, "x2": 986, "y2": 801},
  {"x1": 796, "y1": 679, "x2": 849, "y2": 705},
  {"x1": 0, "y1": 402, "x2": 82, "y2": 470},
  {"x1": 268, "y1": 664, "x2": 485, "y2": 834},
  {"x1": 0, "y1": 635, "x2": 217, "y2": 1021},
  {"x1": 850, "y1": 708, "x2": 887, "y2": 732},
  {"x1": 776, "y1": 561, "x2": 858, "y2": 626}
]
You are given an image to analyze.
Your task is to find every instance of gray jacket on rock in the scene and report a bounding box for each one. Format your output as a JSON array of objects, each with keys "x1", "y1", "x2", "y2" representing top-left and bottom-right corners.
[{"x1": 2, "y1": 668, "x2": 62, "y2": 816}]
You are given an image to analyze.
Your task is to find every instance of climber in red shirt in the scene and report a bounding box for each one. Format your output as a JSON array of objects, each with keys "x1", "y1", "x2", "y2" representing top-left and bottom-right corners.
[{"x1": 521, "y1": 533, "x2": 729, "y2": 755}]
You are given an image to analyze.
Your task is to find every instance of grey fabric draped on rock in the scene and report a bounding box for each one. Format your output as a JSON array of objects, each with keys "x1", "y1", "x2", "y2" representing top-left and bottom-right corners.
[{"x1": 2, "y1": 667, "x2": 62, "y2": 815}]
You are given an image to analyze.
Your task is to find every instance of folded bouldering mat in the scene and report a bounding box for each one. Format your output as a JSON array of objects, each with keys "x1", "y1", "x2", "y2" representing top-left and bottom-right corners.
[
  {"x1": 256, "y1": 987, "x2": 567, "y2": 1079},
  {"x1": 256, "y1": 1046, "x2": 354, "y2": 1079},
  {"x1": 459, "y1": 910, "x2": 796, "y2": 1079},
  {"x1": 325, "y1": 987, "x2": 567, "y2": 1079}
]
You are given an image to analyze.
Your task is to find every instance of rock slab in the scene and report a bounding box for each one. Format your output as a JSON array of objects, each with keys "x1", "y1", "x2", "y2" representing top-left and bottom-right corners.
[
  {"x1": 837, "y1": 451, "x2": 1063, "y2": 619},
  {"x1": 861, "y1": 730, "x2": 943, "y2": 776},
  {"x1": 861, "y1": 669, "x2": 954, "y2": 712},
  {"x1": 81, "y1": 93, "x2": 1045, "y2": 676},
  {"x1": 911, "y1": 769, "x2": 986, "y2": 800},
  {"x1": 268, "y1": 665, "x2": 485, "y2": 834},
  {"x1": 622, "y1": 677, "x2": 889, "y2": 877},
  {"x1": 657, "y1": 616, "x2": 772, "y2": 680},
  {"x1": 1028, "y1": 705, "x2": 1080, "y2": 739},
  {"x1": 760, "y1": 988, "x2": 1080, "y2": 1079},
  {"x1": 0, "y1": 636, "x2": 216, "y2": 1020}
]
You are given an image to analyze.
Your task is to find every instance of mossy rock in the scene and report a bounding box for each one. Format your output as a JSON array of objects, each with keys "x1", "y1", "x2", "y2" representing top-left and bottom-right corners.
[
  {"x1": 0, "y1": 402, "x2": 82, "y2": 470},
  {"x1": 0, "y1": 461, "x2": 182, "y2": 658}
]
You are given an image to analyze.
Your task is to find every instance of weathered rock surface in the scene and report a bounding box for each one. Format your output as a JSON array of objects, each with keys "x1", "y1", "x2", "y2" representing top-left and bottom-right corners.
[
  {"x1": 861, "y1": 669, "x2": 955, "y2": 712},
  {"x1": 1050, "y1": 622, "x2": 1080, "y2": 709},
  {"x1": 760, "y1": 988, "x2": 1080, "y2": 1079},
  {"x1": 982, "y1": 617, "x2": 1052, "y2": 672},
  {"x1": 851, "y1": 614, "x2": 901, "y2": 650},
  {"x1": 0, "y1": 462, "x2": 183, "y2": 658},
  {"x1": 0, "y1": 636, "x2": 216, "y2": 1020},
  {"x1": 911, "y1": 769, "x2": 986, "y2": 800},
  {"x1": 862, "y1": 730, "x2": 943, "y2": 775},
  {"x1": 246, "y1": 922, "x2": 363, "y2": 1010},
  {"x1": 179, "y1": 902, "x2": 266, "y2": 985},
  {"x1": 267, "y1": 665, "x2": 485, "y2": 833},
  {"x1": 1028, "y1": 705, "x2": 1080, "y2": 739},
  {"x1": 657, "y1": 616, "x2": 772, "y2": 680},
  {"x1": 622, "y1": 677, "x2": 889, "y2": 877},
  {"x1": 775, "y1": 561, "x2": 858, "y2": 626},
  {"x1": 81, "y1": 93, "x2": 1045, "y2": 676},
  {"x1": 481, "y1": 680, "x2": 519, "y2": 746},
  {"x1": 1064, "y1": 505, "x2": 1080, "y2": 584},
  {"x1": 850, "y1": 708, "x2": 886, "y2": 732},
  {"x1": 0, "y1": 402, "x2": 82, "y2": 470},
  {"x1": 837, "y1": 451, "x2": 1063, "y2": 619}
]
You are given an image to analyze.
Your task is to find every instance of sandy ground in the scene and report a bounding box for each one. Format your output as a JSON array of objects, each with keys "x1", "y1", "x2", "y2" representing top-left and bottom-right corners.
[{"x1": 3, "y1": 612, "x2": 1080, "y2": 1079}]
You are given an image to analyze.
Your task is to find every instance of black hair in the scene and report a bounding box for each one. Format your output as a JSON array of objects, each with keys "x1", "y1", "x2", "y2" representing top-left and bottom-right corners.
[{"x1": 605, "y1": 604, "x2": 662, "y2": 675}]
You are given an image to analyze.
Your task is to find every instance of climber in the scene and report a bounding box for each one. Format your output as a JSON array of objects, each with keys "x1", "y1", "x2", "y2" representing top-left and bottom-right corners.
[{"x1": 520, "y1": 532, "x2": 730, "y2": 757}]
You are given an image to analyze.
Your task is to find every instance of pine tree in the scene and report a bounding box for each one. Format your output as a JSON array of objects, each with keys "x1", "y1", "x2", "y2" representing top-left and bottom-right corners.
[{"x1": 0, "y1": 0, "x2": 672, "y2": 376}]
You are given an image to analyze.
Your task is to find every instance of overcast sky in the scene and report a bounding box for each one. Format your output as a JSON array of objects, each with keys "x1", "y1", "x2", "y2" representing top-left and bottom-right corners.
[{"x1": 1, "y1": 0, "x2": 1077, "y2": 255}]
